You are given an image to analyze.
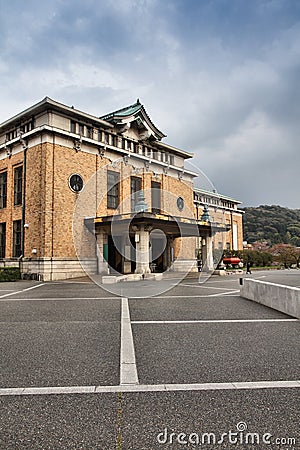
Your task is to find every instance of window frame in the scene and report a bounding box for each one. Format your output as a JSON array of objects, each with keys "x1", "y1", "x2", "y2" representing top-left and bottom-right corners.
[
  {"x1": 151, "y1": 181, "x2": 161, "y2": 214},
  {"x1": 14, "y1": 166, "x2": 23, "y2": 206},
  {"x1": 107, "y1": 170, "x2": 120, "y2": 209},
  {"x1": 131, "y1": 176, "x2": 142, "y2": 211},
  {"x1": 13, "y1": 220, "x2": 22, "y2": 258},
  {"x1": 0, "y1": 171, "x2": 7, "y2": 209},
  {"x1": 0, "y1": 222, "x2": 6, "y2": 258}
]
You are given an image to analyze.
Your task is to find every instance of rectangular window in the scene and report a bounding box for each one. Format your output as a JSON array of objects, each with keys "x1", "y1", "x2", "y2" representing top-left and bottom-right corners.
[
  {"x1": 13, "y1": 220, "x2": 22, "y2": 258},
  {"x1": 20, "y1": 120, "x2": 34, "y2": 134},
  {"x1": 6, "y1": 129, "x2": 18, "y2": 141},
  {"x1": 131, "y1": 177, "x2": 142, "y2": 211},
  {"x1": 70, "y1": 121, "x2": 76, "y2": 133},
  {"x1": 107, "y1": 171, "x2": 119, "y2": 209},
  {"x1": 79, "y1": 123, "x2": 84, "y2": 135},
  {"x1": 151, "y1": 181, "x2": 161, "y2": 214},
  {"x1": 0, "y1": 223, "x2": 6, "y2": 258},
  {"x1": 0, "y1": 171, "x2": 7, "y2": 209},
  {"x1": 169, "y1": 155, "x2": 174, "y2": 165},
  {"x1": 14, "y1": 166, "x2": 23, "y2": 206},
  {"x1": 111, "y1": 135, "x2": 117, "y2": 147},
  {"x1": 103, "y1": 132, "x2": 109, "y2": 144},
  {"x1": 153, "y1": 151, "x2": 159, "y2": 160}
]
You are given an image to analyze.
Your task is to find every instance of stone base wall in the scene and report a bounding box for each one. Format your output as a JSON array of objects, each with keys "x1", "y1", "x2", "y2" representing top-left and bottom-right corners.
[
  {"x1": 19, "y1": 257, "x2": 97, "y2": 281},
  {"x1": 172, "y1": 259, "x2": 197, "y2": 272}
]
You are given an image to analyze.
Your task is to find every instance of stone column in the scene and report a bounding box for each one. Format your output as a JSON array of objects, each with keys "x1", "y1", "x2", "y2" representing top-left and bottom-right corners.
[
  {"x1": 123, "y1": 234, "x2": 132, "y2": 274},
  {"x1": 134, "y1": 225, "x2": 151, "y2": 274},
  {"x1": 201, "y1": 235, "x2": 214, "y2": 271},
  {"x1": 96, "y1": 232, "x2": 109, "y2": 274},
  {"x1": 166, "y1": 237, "x2": 174, "y2": 270}
]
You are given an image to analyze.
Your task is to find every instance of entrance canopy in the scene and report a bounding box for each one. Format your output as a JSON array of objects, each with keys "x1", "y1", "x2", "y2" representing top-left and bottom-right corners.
[{"x1": 90, "y1": 211, "x2": 230, "y2": 237}]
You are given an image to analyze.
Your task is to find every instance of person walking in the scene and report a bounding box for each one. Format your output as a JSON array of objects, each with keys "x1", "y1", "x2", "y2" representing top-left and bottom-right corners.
[{"x1": 246, "y1": 261, "x2": 252, "y2": 274}]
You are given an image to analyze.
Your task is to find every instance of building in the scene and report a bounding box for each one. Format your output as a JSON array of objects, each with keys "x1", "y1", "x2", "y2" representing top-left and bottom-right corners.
[{"x1": 0, "y1": 97, "x2": 243, "y2": 281}]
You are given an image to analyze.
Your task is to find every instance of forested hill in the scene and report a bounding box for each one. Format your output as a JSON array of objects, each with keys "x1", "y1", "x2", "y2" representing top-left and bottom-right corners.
[{"x1": 242, "y1": 205, "x2": 300, "y2": 246}]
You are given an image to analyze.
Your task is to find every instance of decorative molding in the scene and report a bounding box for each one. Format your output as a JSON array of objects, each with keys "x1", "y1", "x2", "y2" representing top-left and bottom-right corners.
[
  {"x1": 73, "y1": 137, "x2": 81, "y2": 152},
  {"x1": 5, "y1": 144, "x2": 12, "y2": 159},
  {"x1": 178, "y1": 171, "x2": 183, "y2": 181},
  {"x1": 98, "y1": 147, "x2": 105, "y2": 158},
  {"x1": 20, "y1": 138, "x2": 27, "y2": 150}
]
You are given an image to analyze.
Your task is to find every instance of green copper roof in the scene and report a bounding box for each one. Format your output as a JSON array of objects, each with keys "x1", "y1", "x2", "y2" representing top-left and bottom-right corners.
[
  {"x1": 100, "y1": 99, "x2": 166, "y2": 139},
  {"x1": 100, "y1": 100, "x2": 142, "y2": 120}
]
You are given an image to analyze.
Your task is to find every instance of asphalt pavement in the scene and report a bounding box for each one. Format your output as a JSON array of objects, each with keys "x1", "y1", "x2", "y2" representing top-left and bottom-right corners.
[{"x1": 0, "y1": 269, "x2": 299, "y2": 449}]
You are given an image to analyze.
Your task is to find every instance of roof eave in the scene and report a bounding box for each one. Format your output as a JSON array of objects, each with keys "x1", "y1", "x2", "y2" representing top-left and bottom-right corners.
[
  {"x1": 156, "y1": 141, "x2": 194, "y2": 159},
  {"x1": 0, "y1": 97, "x2": 113, "y2": 131},
  {"x1": 194, "y1": 187, "x2": 242, "y2": 204}
]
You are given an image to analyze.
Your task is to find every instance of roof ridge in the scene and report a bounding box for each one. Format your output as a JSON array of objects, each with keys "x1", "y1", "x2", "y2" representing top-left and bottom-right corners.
[{"x1": 100, "y1": 100, "x2": 141, "y2": 120}]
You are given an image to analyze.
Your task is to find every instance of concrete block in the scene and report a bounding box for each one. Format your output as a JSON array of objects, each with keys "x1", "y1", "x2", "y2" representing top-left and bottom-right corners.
[
  {"x1": 240, "y1": 278, "x2": 300, "y2": 319},
  {"x1": 102, "y1": 276, "x2": 117, "y2": 284}
]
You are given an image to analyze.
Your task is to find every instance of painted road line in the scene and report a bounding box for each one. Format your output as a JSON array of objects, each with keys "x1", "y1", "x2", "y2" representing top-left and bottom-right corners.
[
  {"x1": 143, "y1": 293, "x2": 242, "y2": 299},
  {"x1": 0, "y1": 380, "x2": 299, "y2": 396},
  {"x1": 131, "y1": 319, "x2": 298, "y2": 324},
  {"x1": 180, "y1": 284, "x2": 236, "y2": 290},
  {"x1": 210, "y1": 290, "x2": 240, "y2": 296},
  {"x1": 120, "y1": 297, "x2": 139, "y2": 385},
  {"x1": 0, "y1": 283, "x2": 45, "y2": 299},
  {"x1": 0, "y1": 296, "x2": 119, "y2": 302}
]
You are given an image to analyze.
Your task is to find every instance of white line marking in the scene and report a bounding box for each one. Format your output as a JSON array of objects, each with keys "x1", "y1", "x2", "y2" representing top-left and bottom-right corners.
[
  {"x1": 120, "y1": 298, "x2": 139, "y2": 385},
  {"x1": 0, "y1": 380, "x2": 299, "y2": 396},
  {"x1": 139, "y1": 293, "x2": 242, "y2": 299},
  {"x1": 131, "y1": 319, "x2": 298, "y2": 324},
  {"x1": 210, "y1": 290, "x2": 240, "y2": 296},
  {"x1": 0, "y1": 283, "x2": 45, "y2": 299},
  {"x1": 180, "y1": 284, "x2": 236, "y2": 290},
  {"x1": 0, "y1": 296, "x2": 119, "y2": 302}
]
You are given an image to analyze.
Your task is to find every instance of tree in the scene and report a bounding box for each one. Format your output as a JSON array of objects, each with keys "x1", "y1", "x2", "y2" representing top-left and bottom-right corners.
[{"x1": 269, "y1": 244, "x2": 297, "y2": 268}]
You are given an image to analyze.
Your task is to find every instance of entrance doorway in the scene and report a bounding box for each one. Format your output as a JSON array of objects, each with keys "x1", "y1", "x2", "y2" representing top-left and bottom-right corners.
[
  {"x1": 107, "y1": 235, "x2": 122, "y2": 273},
  {"x1": 150, "y1": 230, "x2": 167, "y2": 272}
]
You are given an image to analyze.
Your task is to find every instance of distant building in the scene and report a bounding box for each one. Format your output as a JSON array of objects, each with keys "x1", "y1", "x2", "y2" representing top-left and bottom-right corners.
[{"x1": 0, "y1": 98, "x2": 243, "y2": 280}]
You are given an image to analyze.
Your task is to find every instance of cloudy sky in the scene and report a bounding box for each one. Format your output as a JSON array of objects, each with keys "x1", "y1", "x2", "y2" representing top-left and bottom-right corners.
[{"x1": 0, "y1": 0, "x2": 299, "y2": 208}]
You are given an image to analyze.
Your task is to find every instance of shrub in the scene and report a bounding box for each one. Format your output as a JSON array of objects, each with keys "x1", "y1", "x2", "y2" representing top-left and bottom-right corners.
[{"x1": 0, "y1": 267, "x2": 21, "y2": 282}]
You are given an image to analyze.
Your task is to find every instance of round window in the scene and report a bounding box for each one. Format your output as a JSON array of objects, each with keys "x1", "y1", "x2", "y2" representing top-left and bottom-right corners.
[
  {"x1": 69, "y1": 174, "x2": 84, "y2": 192},
  {"x1": 177, "y1": 196, "x2": 184, "y2": 211}
]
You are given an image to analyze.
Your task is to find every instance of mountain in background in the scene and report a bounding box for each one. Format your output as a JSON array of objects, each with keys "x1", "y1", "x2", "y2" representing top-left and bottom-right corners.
[{"x1": 242, "y1": 205, "x2": 300, "y2": 246}]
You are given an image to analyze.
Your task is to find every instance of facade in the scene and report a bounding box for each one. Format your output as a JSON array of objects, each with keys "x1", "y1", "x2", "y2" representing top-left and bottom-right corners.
[{"x1": 0, "y1": 97, "x2": 243, "y2": 281}]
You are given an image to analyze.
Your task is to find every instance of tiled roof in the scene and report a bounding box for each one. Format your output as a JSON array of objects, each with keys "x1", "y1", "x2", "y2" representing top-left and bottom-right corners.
[
  {"x1": 100, "y1": 100, "x2": 166, "y2": 139},
  {"x1": 100, "y1": 100, "x2": 142, "y2": 120}
]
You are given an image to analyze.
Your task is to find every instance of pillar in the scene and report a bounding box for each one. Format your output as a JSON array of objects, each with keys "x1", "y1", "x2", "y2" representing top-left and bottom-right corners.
[
  {"x1": 96, "y1": 232, "x2": 109, "y2": 274},
  {"x1": 135, "y1": 225, "x2": 151, "y2": 274},
  {"x1": 201, "y1": 235, "x2": 214, "y2": 271}
]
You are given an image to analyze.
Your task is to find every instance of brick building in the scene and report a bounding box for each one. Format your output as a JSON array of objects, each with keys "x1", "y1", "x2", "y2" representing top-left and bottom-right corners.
[{"x1": 0, "y1": 97, "x2": 243, "y2": 280}]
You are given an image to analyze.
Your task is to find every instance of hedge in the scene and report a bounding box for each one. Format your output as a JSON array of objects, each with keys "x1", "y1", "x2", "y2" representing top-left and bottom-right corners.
[{"x1": 0, "y1": 267, "x2": 21, "y2": 282}]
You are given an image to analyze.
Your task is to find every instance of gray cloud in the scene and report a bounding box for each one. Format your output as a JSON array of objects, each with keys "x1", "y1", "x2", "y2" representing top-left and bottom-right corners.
[{"x1": 0, "y1": 0, "x2": 299, "y2": 208}]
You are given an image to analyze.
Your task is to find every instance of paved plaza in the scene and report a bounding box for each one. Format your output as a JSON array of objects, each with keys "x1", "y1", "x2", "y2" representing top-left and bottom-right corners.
[{"x1": 0, "y1": 270, "x2": 299, "y2": 449}]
